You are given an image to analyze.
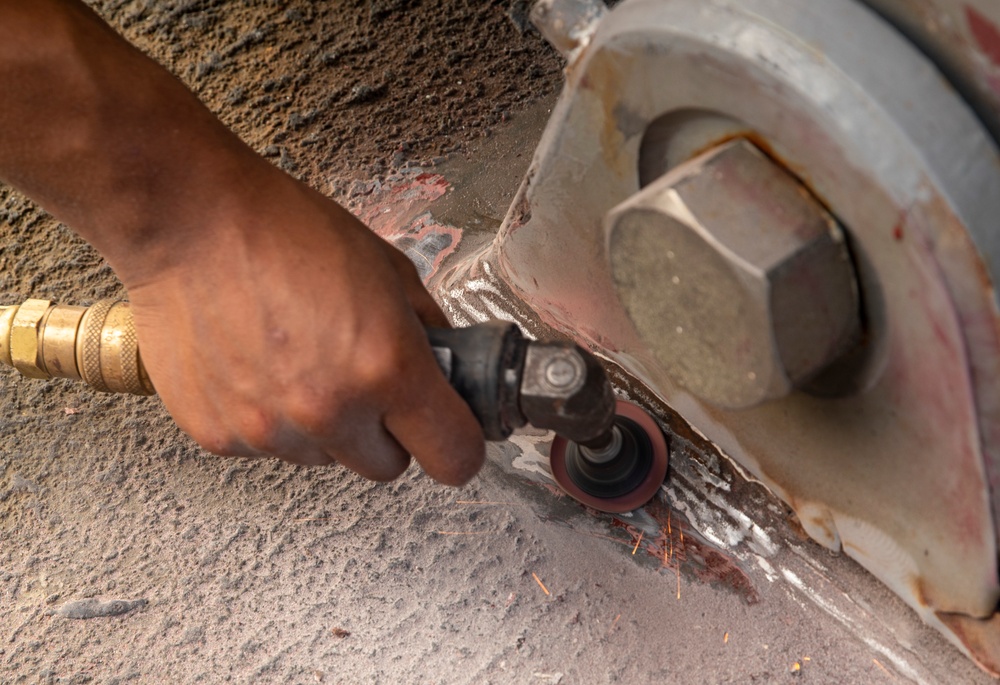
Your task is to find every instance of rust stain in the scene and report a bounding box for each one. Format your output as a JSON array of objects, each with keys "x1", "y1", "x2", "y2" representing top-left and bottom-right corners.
[
  {"x1": 907, "y1": 575, "x2": 933, "y2": 610},
  {"x1": 918, "y1": 192, "x2": 1000, "y2": 558},
  {"x1": 681, "y1": 130, "x2": 842, "y2": 222},
  {"x1": 967, "y1": 6, "x2": 1000, "y2": 68},
  {"x1": 936, "y1": 609, "x2": 1000, "y2": 677},
  {"x1": 614, "y1": 499, "x2": 760, "y2": 605},
  {"x1": 580, "y1": 51, "x2": 634, "y2": 181}
]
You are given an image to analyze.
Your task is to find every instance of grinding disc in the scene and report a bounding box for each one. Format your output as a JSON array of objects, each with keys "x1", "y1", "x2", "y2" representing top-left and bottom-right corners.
[{"x1": 550, "y1": 399, "x2": 669, "y2": 513}]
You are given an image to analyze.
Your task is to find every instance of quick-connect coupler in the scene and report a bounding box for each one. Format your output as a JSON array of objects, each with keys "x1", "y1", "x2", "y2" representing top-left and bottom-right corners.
[{"x1": 0, "y1": 299, "x2": 154, "y2": 395}]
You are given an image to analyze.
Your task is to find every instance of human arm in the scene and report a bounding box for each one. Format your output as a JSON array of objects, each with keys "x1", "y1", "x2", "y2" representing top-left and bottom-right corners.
[{"x1": 0, "y1": 0, "x2": 485, "y2": 483}]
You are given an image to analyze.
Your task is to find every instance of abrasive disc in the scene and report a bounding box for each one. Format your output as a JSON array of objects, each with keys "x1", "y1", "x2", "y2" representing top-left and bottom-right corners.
[{"x1": 550, "y1": 400, "x2": 669, "y2": 513}]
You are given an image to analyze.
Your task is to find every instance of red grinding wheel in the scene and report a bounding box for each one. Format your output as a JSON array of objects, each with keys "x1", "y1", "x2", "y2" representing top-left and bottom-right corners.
[{"x1": 550, "y1": 400, "x2": 669, "y2": 513}]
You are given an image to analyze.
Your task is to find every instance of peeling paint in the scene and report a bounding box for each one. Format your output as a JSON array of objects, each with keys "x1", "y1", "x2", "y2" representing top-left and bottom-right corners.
[{"x1": 352, "y1": 172, "x2": 462, "y2": 281}]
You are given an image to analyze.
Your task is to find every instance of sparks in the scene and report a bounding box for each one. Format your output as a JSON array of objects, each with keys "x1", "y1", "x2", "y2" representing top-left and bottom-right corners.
[
  {"x1": 632, "y1": 532, "x2": 644, "y2": 555},
  {"x1": 532, "y1": 572, "x2": 551, "y2": 596},
  {"x1": 724, "y1": 632, "x2": 729, "y2": 644},
  {"x1": 872, "y1": 659, "x2": 895, "y2": 680}
]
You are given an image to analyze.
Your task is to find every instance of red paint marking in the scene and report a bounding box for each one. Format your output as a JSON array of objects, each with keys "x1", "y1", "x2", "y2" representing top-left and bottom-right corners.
[
  {"x1": 355, "y1": 173, "x2": 450, "y2": 231},
  {"x1": 966, "y1": 6, "x2": 1000, "y2": 67},
  {"x1": 351, "y1": 173, "x2": 461, "y2": 282},
  {"x1": 893, "y1": 224, "x2": 904, "y2": 241}
]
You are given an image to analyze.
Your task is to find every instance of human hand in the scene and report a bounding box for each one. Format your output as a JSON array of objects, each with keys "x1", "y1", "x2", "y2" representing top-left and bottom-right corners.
[
  {"x1": 0, "y1": 0, "x2": 486, "y2": 483},
  {"x1": 121, "y1": 168, "x2": 485, "y2": 484}
]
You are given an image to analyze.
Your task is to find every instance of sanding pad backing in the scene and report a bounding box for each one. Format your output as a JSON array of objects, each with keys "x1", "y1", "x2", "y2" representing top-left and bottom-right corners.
[{"x1": 550, "y1": 400, "x2": 669, "y2": 513}]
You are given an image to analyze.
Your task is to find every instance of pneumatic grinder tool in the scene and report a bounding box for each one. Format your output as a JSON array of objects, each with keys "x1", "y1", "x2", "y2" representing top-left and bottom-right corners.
[{"x1": 0, "y1": 299, "x2": 668, "y2": 512}]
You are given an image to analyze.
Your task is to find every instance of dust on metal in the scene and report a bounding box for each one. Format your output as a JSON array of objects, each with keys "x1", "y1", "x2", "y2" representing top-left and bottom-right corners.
[{"x1": 607, "y1": 139, "x2": 861, "y2": 409}]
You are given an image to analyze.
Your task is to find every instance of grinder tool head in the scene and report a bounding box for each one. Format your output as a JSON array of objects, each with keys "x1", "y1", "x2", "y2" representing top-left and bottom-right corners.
[{"x1": 550, "y1": 400, "x2": 668, "y2": 513}]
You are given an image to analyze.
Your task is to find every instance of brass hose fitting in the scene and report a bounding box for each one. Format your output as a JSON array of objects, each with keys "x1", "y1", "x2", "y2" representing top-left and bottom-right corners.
[{"x1": 0, "y1": 299, "x2": 154, "y2": 395}]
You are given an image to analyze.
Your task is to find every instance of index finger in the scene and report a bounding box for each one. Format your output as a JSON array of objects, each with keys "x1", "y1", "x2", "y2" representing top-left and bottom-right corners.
[{"x1": 383, "y1": 341, "x2": 485, "y2": 486}]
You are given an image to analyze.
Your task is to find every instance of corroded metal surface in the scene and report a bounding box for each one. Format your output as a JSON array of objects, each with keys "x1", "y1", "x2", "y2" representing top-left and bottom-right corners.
[
  {"x1": 530, "y1": 0, "x2": 608, "y2": 60},
  {"x1": 447, "y1": 0, "x2": 1000, "y2": 673},
  {"x1": 343, "y1": 152, "x2": 991, "y2": 677},
  {"x1": 434, "y1": 248, "x2": 993, "y2": 680},
  {"x1": 607, "y1": 139, "x2": 860, "y2": 409}
]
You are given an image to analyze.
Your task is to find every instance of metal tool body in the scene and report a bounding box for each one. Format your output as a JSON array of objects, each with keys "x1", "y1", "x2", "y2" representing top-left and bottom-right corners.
[
  {"x1": 0, "y1": 300, "x2": 667, "y2": 512},
  {"x1": 0, "y1": 300, "x2": 615, "y2": 442},
  {"x1": 427, "y1": 321, "x2": 617, "y2": 443}
]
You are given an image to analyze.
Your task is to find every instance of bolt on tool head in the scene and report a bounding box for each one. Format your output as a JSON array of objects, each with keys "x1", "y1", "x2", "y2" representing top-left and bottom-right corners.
[{"x1": 428, "y1": 322, "x2": 668, "y2": 511}]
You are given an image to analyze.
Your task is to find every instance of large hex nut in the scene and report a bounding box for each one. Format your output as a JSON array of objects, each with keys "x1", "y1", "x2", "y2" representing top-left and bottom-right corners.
[
  {"x1": 608, "y1": 139, "x2": 860, "y2": 409},
  {"x1": 10, "y1": 299, "x2": 53, "y2": 380}
]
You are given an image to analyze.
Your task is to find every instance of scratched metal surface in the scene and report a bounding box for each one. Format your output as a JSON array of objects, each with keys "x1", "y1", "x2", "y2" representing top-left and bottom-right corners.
[
  {"x1": 451, "y1": 0, "x2": 1000, "y2": 672},
  {"x1": 427, "y1": 218, "x2": 991, "y2": 683},
  {"x1": 338, "y1": 96, "x2": 992, "y2": 680}
]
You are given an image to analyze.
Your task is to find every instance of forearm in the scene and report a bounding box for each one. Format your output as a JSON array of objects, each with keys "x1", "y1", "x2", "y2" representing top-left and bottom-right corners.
[
  {"x1": 0, "y1": 0, "x2": 486, "y2": 482},
  {"x1": 0, "y1": 0, "x2": 266, "y2": 285}
]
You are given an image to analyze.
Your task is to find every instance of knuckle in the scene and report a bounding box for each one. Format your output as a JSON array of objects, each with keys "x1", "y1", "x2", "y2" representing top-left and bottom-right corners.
[
  {"x1": 237, "y1": 410, "x2": 279, "y2": 454},
  {"x1": 171, "y1": 414, "x2": 213, "y2": 451},
  {"x1": 346, "y1": 346, "x2": 409, "y2": 403},
  {"x1": 355, "y1": 342, "x2": 397, "y2": 378},
  {"x1": 285, "y1": 388, "x2": 347, "y2": 437},
  {"x1": 186, "y1": 424, "x2": 240, "y2": 456}
]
